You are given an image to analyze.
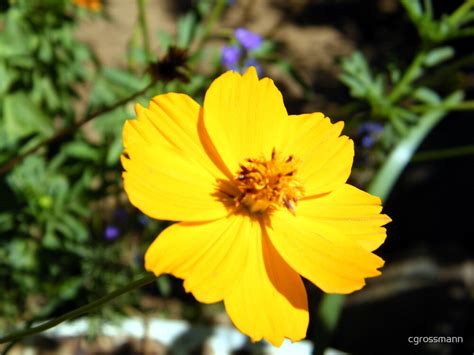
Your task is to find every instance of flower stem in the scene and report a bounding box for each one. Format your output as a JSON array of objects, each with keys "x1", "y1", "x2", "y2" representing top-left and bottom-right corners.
[
  {"x1": 191, "y1": 0, "x2": 226, "y2": 55},
  {"x1": 448, "y1": 0, "x2": 474, "y2": 27},
  {"x1": 0, "y1": 273, "x2": 157, "y2": 345},
  {"x1": 410, "y1": 100, "x2": 474, "y2": 113},
  {"x1": 368, "y1": 108, "x2": 447, "y2": 201},
  {"x1": 412, "y1": 144, "x2": 474, "y2": 162},
  {"x1": 389, "y1": 51, "x2": 427, "y2": 104},
  {"x1": 137, "y1": 0, "x2": 151, "y2": 61},
  {"x1": 312, "y1": 294, "x2": 345, "y2": 355}
]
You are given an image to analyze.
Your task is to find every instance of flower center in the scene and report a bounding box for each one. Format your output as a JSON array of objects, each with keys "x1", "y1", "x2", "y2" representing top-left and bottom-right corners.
[{"x1": 229, "y1": 148, "x2": 304, "y2": 215}]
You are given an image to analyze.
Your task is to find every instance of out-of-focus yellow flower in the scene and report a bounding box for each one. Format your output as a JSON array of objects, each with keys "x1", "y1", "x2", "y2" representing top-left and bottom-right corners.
[
  {"x1": 73, "y1": 0, "x2": 101, "y2": 12},
  {"x1": 121, "y1": 67, "x2": 391, "y2": 346}
]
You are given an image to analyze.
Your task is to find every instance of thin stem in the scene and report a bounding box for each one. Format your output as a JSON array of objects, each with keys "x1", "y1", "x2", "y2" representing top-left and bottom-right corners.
[
  {"x1": 0, "y1": 273, "x2": 157, "y2": 345},
  {"x1": 411, "y1": 100, "x2": 474, "y2": 113},
  {"x1": 448, "y1": 0, "x2": 474, "y2": 27},
  {"x1": 190, "y1": 0, "x2": 226, "y2": 55},
  {"x1": 312, "y1": 294, "x2": 345, "y2": 355},
  {"x1": 412, "y1": 144, "x2": 474, "y2": 162},
  {"x1": 0, "y1": 82, "x2": 153, "y2": 176},
  {"x1": 389, "y1": 51, "x2": 427, "y2": 104},
  {"x1": 423, "y1": 0, "x2": 433, "y2": 21},
  {"x1": 137, "y1": 0, "x2": 151, "y2": 61},
  {"x1": 1, "y1": 339, "x2": 18, "y2": 355},
  {"x1": 368, "y1": 109, "x2": 447, "y2": 201}
]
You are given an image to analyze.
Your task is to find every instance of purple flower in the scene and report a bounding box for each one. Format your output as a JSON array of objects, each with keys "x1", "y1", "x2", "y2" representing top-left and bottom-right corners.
[
  {"x1": 358, "y1": 122, "x2": 384, "y2": 148},
  {"x1": 234, "y1": 28, "x2": 263, "y2": 51},
  {"x1": 359, "y1": 122, "x2": 384, "y2": 134},
  {"x1": 104, "y1": 225, "x2": 120, "y2": 241},
  {"x1": 361, "y1": 135, "x2": 375, "y2": 148},
  {"x1": 221, "y1": 45, "x2": 241, "y2": 70}
]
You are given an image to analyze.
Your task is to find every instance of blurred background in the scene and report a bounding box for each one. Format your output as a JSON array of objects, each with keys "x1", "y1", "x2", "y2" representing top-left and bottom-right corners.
[{"x1": 0, "y1": 0, "x2": 473, "y2": 354}]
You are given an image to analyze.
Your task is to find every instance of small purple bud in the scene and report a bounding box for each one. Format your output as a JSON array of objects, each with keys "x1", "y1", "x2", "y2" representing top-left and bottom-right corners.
[
  {"x1": 104, "y1": 225, "x2": 120, "y2": 241},
  {"x1": 359, "y1": 122, "x2": 384, "y2": 134},
  {"x1": 138, "y1": 214, "x2": 150, "y2": 226},
  {"x1": 113, "y1": 208, "x2": 127, "y2": 221},
  {"x1": 358, "y1": 122, "x2": 384, "y2": 148},
  {"x1": 361, "y1": 135, "x2": 375, "y2": 148},
  {"x1": 221, "y1": 45, "x2": 241, "y2": 70},
  {"x1": 234, "y1": 28, "x2": 263, "y2": 51}
]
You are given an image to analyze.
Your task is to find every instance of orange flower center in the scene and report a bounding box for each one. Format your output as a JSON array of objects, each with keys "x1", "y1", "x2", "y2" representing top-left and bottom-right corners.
[{"x1": 230, "y1": 148, "x2": 304, "y2": 215}]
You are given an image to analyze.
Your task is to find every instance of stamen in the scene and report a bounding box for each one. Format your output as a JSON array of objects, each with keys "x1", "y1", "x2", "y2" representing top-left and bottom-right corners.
[{"x1": 226, "y1": 149, "x2": 304, "y2": 215}]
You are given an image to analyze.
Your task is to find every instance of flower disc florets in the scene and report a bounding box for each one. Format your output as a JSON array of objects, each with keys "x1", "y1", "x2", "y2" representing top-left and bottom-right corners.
[{"x1": 232, "y1": 148, "x2": 304, "y2": 215}]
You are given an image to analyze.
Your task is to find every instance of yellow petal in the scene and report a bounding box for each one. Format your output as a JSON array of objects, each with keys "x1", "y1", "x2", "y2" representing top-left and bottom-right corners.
[
  {"x1": 224, "y1": 222, "x2": 308, "y2": 347},
  {"x1": 280, "y1": 113, "x2": 354, "y2": 196},
  {"x1": 146, "y1": 214, "x2": 308, "y2": 346},
  {"x1": 268, "y1": 210, "x2": 385, "y2": 294},
  {"x1": 297, "y1": 184, "x2": 391, "y2": 251},
  {"x1": 124, "y1": 93, "x2": 226, "y2": 179},
  {"x1": 203, "y1": 67, "x2": 288, "y2": 174},
  {"x1": 122, "y1": 93, "x2": 228, "y2": 221},
  {"x1": 145, "y1": 215, "x2": 252, "y2": 304}
]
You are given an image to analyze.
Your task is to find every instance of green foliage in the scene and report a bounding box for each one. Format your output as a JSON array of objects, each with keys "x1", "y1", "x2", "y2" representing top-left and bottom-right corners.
[
  {"x1": 0, "y1": 0, "x2": 150, "y2": 332},
  {"x1": 0, "y1": 0, "x2": 91, "y2": 163},
  {"x1": 339, "y1": 1, "x2": 474, "y2": 146},
  {"x1": 401, "y1": 0, "x2": 474, "y2": 44},
  {"x1": 0, "y1": 0, "x2": 233, "y2": 334}
]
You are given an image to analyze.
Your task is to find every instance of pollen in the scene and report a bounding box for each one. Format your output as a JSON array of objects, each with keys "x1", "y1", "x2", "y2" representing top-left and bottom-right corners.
[{"x1": 231, "y1": 148, "x2": 305, "y2": 215}]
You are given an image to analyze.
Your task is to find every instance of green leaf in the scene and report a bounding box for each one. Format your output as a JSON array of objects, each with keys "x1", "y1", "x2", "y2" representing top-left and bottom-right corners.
[
  {"x1": 38, "y1": 37, "x2": 54, "y2": 63},
  {"x1": 157, "y1": 30, "x2": 174, "y2": 52},
  {"x1": 93, "y1": 106, "x2": 128, "y2": 136},
  {"x1": 0, "y1": 213, "x2": 14, "y2": 233},
  {"x1": 60, "y1": 214, "x2": 88, "y2": 242},
  {"x1": 103, "y1": 68, "x2": 147, "y2": 92},
  {"x1": 156, "y1": 275, "x2": 172, "y2": 297},
  {"x1": 424, "y1": 46, "x2": 455, "y2": 67},
  {"x1": 401, "y1": 0, "x2": 423, "y2": 20},
  {"x1": 62, "y1": 141, "x2": 101, "y2": 162},
  {"x1": 50, "y1": 176, "x2": 69, "y2": 210},
  {"x1": 57, "y1": 278, "x2": 82, "y2": 301},
  {"x1": 8, "y1": 239, "x2": 37, "y2": 270},
  {"x1": 177, "y1": 12, "x2": 198, "y2": 48},
  {"x1": 196, "y1": 0, "x2": 213, "y2": 16},
  {"x1": 106, "y1": 136, "x2": 124, "y2": 166},
  {"x1": 43, "y1": 227, "x2": 61, "y2": 249},
  {"x1": 0, "y1": 62, "x2": 16, "y2": 95},
  {"x1": 41, "y1": 77, "x2": 61, "y2": 111},
  {"x1": 0, "y1": 28, "x2": 29, "y2": 58},
  {"x1": 412, "y1": 87, "x2": 441, "y2": 104},
  {"x1": 2, "y1": 92, "x2": 53, "y2": 146}
]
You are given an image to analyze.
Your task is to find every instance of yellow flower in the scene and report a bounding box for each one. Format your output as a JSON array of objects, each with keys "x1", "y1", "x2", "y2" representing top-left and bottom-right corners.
[
  {"x1": 121, "y1": 67, "x2": 391, "y2": 346},
  {"x1": 73, "y1": 0, "x2": 102, "y2": 12}
]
